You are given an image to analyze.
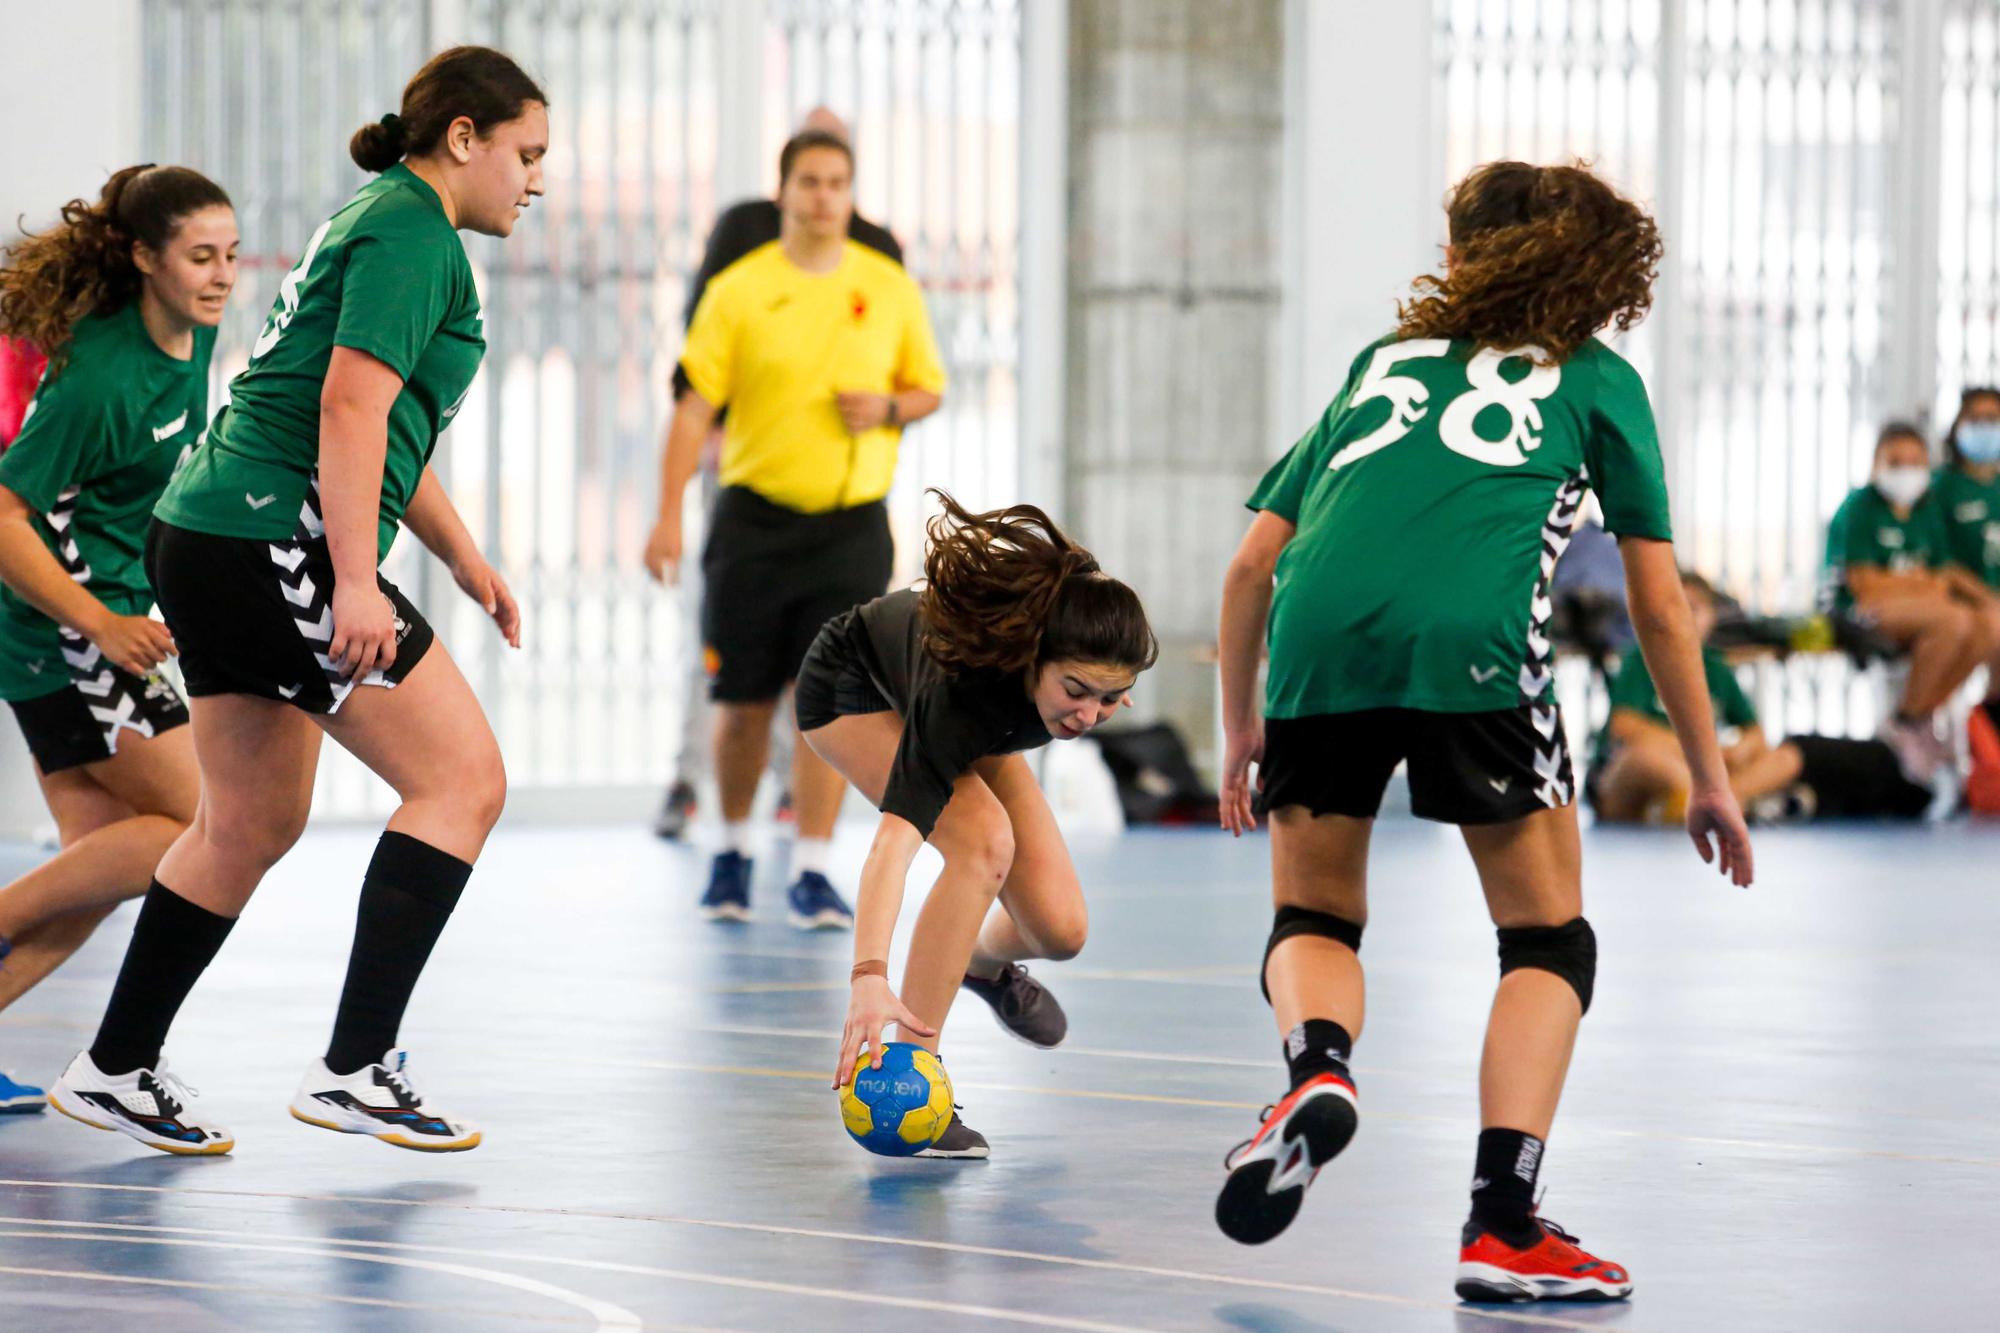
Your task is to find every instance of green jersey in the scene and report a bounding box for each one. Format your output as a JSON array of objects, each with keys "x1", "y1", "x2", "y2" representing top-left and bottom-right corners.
[
  {"x1": 1592, "y1": 643, "x2": 1756, "y2": 764},
  {"x1": 1930, "y1": 465, "x2": 2000, "y2": 589},
  {"x1": 1248, "y1": 334, "x2": 1672, "y2": 717},
  {"x1": 156, "y1": 163, "x2": 483, "y2": 559},
  {"x1": 0, "y1": 305, "x2": 214, "y2": 701},
  {"x1": 1822, "y1": 484, "x2": 1948, "y2": 610}
]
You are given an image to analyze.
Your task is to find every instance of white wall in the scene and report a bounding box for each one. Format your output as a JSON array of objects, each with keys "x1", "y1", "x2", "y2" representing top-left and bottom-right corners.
[
  {"x1": 1278, "y1": 0, "x2": 1438, "y2": 441},
  {"x1": 0, "y1": 0, "x2": 143, "y2": 838}
]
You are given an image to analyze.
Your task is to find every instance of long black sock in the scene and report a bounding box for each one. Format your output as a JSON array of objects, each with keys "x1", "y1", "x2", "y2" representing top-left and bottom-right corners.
[
  {"x1": 89, "y1": 881, "x2": 237, "y2": 1076},
  {"x1": 1470, "y1": 1127, "x2": 1545, "y2": 1246},
  {"x1": 324, "y1": 832, "x2": 473, "y2": 1076},
  {"x1": 1282, "y1": 1018, "x2": 1354, "y2": 1090}
]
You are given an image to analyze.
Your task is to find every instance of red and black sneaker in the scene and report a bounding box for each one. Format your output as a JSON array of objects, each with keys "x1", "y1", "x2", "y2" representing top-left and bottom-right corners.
[
  {"x1": 1456, "y1": 1215, "x2": 1632, "y2": 1303},
  {"x1": 1214, "y1": 1072, "x2": 1358, "y2": 1244}
]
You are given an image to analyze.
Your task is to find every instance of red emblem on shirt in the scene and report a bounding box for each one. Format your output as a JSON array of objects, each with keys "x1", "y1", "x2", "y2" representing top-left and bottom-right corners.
[{"x1": 850, "y1": 291, "x2": 868, "y2": 322}]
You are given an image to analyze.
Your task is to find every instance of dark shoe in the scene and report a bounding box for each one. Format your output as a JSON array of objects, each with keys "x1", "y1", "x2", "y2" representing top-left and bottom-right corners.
[
  {"x1": 1215, "y1": 1073, "x2": 1358, "y2": 1245},
  {"x1": 961, "y1": 963, "x2": 1068, "y2": 1048},
  {"x1": 652, "y1": 779, "x2": 697, "y2": 841},
  {"x1": 915, "y1": 1106, "x2": 989, "y2": 1159},
  {"x1": 700, "y1": 851, "x2": 752, "y2": 922}
]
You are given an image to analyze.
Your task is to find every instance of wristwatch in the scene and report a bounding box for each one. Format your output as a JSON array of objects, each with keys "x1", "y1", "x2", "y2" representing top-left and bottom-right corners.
[{"x1": 885, "y1": 396, "x2": 900, "y2": 427}]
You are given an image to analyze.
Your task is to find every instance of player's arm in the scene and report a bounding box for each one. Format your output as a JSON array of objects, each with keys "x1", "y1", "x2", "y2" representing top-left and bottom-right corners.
[
  {"x1": 1217, "y1": 510, "x2": 1295, "y2": 836},
  {"x1": 0, "y1": 481, "x2": 174, "y2": 675},
  {"x1": 404, "y1": 467, "x2": 519, "y2": 647},
  {"x1": 834, "y1": 810, "x2": 936, "y2": 1088},
  {"x1": 1846, "y1": 562, "x2": 1942, "y2": 602},
  {"x1": 643, "y1": 388, "x2": 718, "y2": 583},
  {"x1": 1621, "y1": 535, "x2": 1753, "y2": 886},
  {"x1": 1940, "y1": 562, "x2": 1994, "y2": 605}
]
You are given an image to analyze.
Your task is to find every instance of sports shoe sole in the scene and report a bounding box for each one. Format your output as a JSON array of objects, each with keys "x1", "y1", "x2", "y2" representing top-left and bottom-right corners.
[
  {"x1": 289, "y1": 1099, "x2": 481, "y2": 1153},
  {"x1": 700, "y1": 902, "x2": 752, "y2": 922},
  {"x1": 1215, "y1": 1083, "x2": 1357, "y2": 1245},
  {"x1": 0, "y1": 1096, "x2": 46, "y2": 1114},
  {"x1": 1454, "y1": 1264, "x2": 1632, "y2": 1303},
  {"x1": 789, "y1": 910, "x2": 853, "y2": 931},
  {"x1": 47, "y1": 1085, "x2": 233, "y2": 1155}
]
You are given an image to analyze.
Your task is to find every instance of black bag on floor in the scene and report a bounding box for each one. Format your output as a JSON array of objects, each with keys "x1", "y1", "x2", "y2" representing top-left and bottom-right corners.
[{"x1": 1091, "y1": 723, "x2": 1219, "y2": 826}]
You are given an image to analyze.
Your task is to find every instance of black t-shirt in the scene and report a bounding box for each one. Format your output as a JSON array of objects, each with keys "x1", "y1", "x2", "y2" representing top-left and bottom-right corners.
[
  {"x1": 673, "y1": 199, "x2": 905, "y2": 402},
  {"x1": 850, "y1": 589, "x2": 1051, "y2": 839}
]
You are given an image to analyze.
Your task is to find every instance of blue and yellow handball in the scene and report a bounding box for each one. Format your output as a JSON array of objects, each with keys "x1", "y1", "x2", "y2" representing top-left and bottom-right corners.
[{"x1": 838, "y1": 1041, "x2": 954, "y2": 1156}]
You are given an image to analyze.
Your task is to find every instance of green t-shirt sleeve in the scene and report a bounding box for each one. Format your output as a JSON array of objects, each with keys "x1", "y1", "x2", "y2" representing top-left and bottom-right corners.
[
  {"x1": 332, "y1": 209, "x2": 457, "y2": 380},
  {"x1": 1914, "y1": 495, "x2": 1950, "y2": 568},
  {"x1": 0, "y1": 365, "x2": 109, "y2": 512},
  {"x1": 1826, "y1": 490, "x2": 1873, "y2": 569},
  {"x1": 1246, "y1": 343, "x2": 1374, "y2": 522},
  {"x1": 1604, "y1": 646, "x2": 1657, "y2": 715},
  {"x1": 1583, "y1": 350, "x2": 1673, "y2": 541}
]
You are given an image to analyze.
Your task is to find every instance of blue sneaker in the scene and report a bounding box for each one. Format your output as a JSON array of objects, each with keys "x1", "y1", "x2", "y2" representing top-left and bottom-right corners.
[
  {"x1": 1, "y1": 1068, "x2": 47, "y2": 1114},
  {"x1": 700, "y1": 851, "x2": 752, "y2": 922},
  {"x1": 787, "y1": 871, "x2": 854, "y2": 931}
]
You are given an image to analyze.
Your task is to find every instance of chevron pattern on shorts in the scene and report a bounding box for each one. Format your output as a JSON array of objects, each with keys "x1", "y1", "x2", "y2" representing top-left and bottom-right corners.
[
  {"x1": 45, "y1": 486, "x2": 159, "y2": 753},
  {"x1": 269, "y1": 479, "x2": 393, "y2": 712},
  {"x1": 1517, "y1": 471, "x2": 1587, "y2": 808}
]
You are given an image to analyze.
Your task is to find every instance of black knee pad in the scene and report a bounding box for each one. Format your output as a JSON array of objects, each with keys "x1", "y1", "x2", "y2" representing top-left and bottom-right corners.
[
  {"x1": 1496, "y1": 916, "x2": 1597, "y2": 1014},
  {"x1": 1261, "y1": 905, "x2": 1365, "y2": 1003}
]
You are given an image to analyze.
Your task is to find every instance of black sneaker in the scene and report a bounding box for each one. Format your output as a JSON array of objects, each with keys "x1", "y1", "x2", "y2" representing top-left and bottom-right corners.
[
  {"x1": 1215, "y1": 1072, "x2": 1358, "y2": 1244},
  {"x1": 916, "y1": 1106, "x2": 990, "y2": 1159},
  {"x1": 960, "y1": 963, "x2": 1068, "y2": 1048},
  {"x1": 652, "y1": 779, "x2": 698, "y2": 841}
]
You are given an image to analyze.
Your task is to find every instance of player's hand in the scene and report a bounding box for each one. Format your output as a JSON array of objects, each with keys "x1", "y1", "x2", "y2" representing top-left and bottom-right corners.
[
  {"x1": 329, "y1": 582, "x2": 399, "y2": 681},
  {"x1": 1219, "y1": 718, "x2": 1265, "y2": 837},
  {"x1": 85, "y1": 610, "x2": 176, "y2": 677},
  {"x1": 1687, "y1": 783, "x2": 1754, "y2": 888},
  {"x1": 835, "y1": 391, "x2": 892, "y2": 435},
  {"x1": 833, "y1": 974, "x2": 937, "y2": 1089},
  {"x1": 451, "y1": 554, "x2": 521, "y2": 648},
  {"x1": 643, "y1": 514, "x2": 682, "y2": 585}
]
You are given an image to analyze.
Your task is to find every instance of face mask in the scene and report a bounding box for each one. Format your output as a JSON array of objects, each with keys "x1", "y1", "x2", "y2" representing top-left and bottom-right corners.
[
  {"x1": 1957, "y1": 421, "x2": 2000, "y2": 464},
  {"x1": 1874, "y1": 466, "x2": 1931, "y2": 508}
]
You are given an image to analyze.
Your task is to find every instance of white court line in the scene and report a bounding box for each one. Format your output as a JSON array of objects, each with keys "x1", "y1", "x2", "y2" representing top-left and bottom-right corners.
[
  {"x1": 0, "y1": 1221, "x2": 1145, "y2": 1333},
  {"x1": 0, "y1": 1199, "x2": 1628, "y2": 1332},
  {"x1": 0, "y1": 1228, "x2": 643, "y2": 1331},
  {"x1": 0, "y1": 1264, "x2": 599, "y2": 1325}
]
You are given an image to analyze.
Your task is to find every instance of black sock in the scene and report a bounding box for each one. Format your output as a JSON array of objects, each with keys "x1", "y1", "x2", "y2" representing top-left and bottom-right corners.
[
  {"x1": 89, "y1": 881, "x2": 237, "y2": 1076},
  {"x1": 1282, "y1": 1019, "x2": 1354, "y2": 1089},
  {"x1": 324, "y1": 832, "x2": 473, "y2": 1076},
  {"x1": 1470, "y1": 1127, "x2": 1545, "y2": 1246}
]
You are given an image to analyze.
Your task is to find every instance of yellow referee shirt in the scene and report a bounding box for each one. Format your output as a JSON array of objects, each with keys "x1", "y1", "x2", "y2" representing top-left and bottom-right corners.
[{"x1": 678, "y1": 240, "x2": 948, "y2": 514}]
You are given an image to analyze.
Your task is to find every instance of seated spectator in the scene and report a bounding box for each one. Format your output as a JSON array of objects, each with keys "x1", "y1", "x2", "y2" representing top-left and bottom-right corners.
[
  {"x1": 1588, "y1": 570, "x2": 1931, "y2": 823},
  {"x1": 1930, "y1": 386, "x2": 2000, "y2": 810},
  {"x1": 1825, "y1": 421, "x2": 2000, "y2": 781}
]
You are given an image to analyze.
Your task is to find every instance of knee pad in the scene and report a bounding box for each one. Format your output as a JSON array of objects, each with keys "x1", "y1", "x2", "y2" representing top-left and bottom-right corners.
[
  {"x1": 1496, "y1": 916, "x2": 1597, "y2": 1014},
  {"x1": 1261, "y1": 905, "x2": 1365, "y2": 1003}
]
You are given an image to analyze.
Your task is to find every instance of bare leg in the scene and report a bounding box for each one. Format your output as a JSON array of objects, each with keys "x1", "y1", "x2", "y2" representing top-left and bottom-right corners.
[
  {"x1": 1729, "y1": 744, "x2": 1805, "y2": 806},
  {"x1": 1462, "y1": 805, "x2": 1584, "y2": 1140},
  {"x1": 966, "y1": 753, "x2": 1088, "y2": 975},
  {"x1": 713, "y1": 700, "x2": 777, "y2": 824},
  {"x1": 790, "y1": 715, "x2": 847, "y2": 841},
  {"x1": 1263, "y1": 808, "x2": 1369, "y2": 1040},
  {"x1": 1589, "y1": 738, "x2": 1691, "y2": 823},
  {"x1": 1864, "y1": 595, "x2": 1983, "y2": 716}
]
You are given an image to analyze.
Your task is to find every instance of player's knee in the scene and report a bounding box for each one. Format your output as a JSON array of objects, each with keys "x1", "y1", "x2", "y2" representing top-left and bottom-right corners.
[
  {"x1": 1496, "y1": 915, "x2": 1597, "y2": 1014},
  {"x1": 462, "y1": 753, "x2": 508, "y2": 834},
  {"x1": 1261, "y1": 904, "x2": 1365, "y2": 1003},
  {"x1": 944, "y1": 812, "x2": 1014, "y2": 891},
  {"x1": 203, "y1": 801, "x2": 305, "y2": 869},
  {"x1": 1037, "y1": 906, "x2": 1089, "y2": 961}
]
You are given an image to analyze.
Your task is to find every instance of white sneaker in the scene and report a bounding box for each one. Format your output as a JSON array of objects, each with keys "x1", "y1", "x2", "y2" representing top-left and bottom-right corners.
[
  {"x1": 289, "y1": 1048, "x2": 480, "y2": 1152},
  {"x1": 47, "y1": 1051, "x2": 233, "y2": 1155}
]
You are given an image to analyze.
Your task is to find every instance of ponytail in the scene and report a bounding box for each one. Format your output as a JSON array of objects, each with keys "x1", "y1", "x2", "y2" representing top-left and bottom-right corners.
[
  {"x1": 918, "y1": 490, "x2": 1157, "y2": 677},
  {"x1": 0, "y1": 164, "x2": 232, "y2": 367},
  {"x1": 352, "y1": 45, "x2": 546, "y2": 173}
]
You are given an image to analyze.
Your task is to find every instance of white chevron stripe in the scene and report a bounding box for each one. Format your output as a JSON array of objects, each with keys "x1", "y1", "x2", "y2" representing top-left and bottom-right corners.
[
  {"x1": 1518, "y1": 665, "x2": 1552, "y2": 697},
  {"x1": 268, "y1": 544, "x2": 308, "y2": 573},
  {"x1": 299, "y1": 502, "x2": 324, "y2": 539},
  {"x1": 295, "y1": 606, "x2": 334, "y2": 643},
  {"x1": 62, "y1": 641, "x2": 103, "y2": 671},
  {"x1": 1531, "y1": 705, "x2": 1559, "y2": 740},
  {"x1": 73, "y1": 670, "x2": 118, "y2": 699},
  {"x1": 280, "y1": 574, "x2": 317, "y2": 608}
]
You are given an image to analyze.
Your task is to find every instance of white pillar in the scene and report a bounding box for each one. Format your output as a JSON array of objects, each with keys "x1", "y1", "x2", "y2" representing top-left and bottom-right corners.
[
  {"x1": 1019, "y1": 0, "x2": 1069, "y2": 521},
  {"x1": 715, "y1": 0, "x2": 768, "y2": 204}
]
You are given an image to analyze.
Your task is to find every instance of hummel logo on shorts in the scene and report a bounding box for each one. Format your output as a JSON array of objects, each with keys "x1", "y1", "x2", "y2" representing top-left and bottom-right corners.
[
  {"x1": 1488, "y1": 777, "x2": 1511, "y2": 793},
  {"x1": 246, "y1": 493, "x2": 277, "y2": 510}
]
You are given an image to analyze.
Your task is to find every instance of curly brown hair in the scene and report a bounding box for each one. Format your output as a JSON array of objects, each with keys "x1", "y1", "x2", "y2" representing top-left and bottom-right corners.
[
  {"x1": 1397, "y1": 160, "x2": 1662, "y2": 363},
  {"x1": 918, "y1": 490, "x2": 1158, "y2": 678},
  {"x1": 0, "y1": 164, "x2": 232, "y2": 368}
]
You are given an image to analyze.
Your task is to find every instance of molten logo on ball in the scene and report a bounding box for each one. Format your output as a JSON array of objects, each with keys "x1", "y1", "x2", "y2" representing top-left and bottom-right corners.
[{"x1": 837, "y1": 1041, "x2": 954, "y2": 1156}]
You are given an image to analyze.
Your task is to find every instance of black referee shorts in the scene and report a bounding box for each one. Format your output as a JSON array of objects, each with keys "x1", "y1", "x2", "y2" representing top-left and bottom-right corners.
[{"x1": 701, "y1": 486, "x2": 893, "y2": 704}]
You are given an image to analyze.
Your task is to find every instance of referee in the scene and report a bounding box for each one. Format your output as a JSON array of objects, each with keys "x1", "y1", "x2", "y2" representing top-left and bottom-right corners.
[
  {"x1": 652, "y1": 108, "x2": 905, "y2": 841},
  {"x1": 645, "y1": 126, "x2": 945, "y2": 929}
]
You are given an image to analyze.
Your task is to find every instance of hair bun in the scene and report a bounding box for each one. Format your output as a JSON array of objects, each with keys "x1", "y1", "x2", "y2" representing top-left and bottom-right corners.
[{"x1": 349, "y1": 115, "x2": 409, "y2": 173}]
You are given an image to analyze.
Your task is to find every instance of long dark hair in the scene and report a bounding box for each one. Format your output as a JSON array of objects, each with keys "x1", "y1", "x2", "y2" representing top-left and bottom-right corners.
[
  {"x1": 918, "y1": 490, "x2": 1158, "y2": 678},
  {"x1": 0, "y1": 165, "x2": 232, "y2": 367},
  {"x1": 351, "y1": 45, "x2": 547, "y2": 173},
  {"x1": 1398, "y1": 160, "x2": 1662, "y2": 363}
]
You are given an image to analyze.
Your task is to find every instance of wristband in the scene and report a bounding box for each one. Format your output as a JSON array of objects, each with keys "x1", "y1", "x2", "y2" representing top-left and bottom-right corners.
[
  {"x1": 851, "y1": 960, "x2": 889, "y2": 983},
  {"x1": 885, "y1": 396, "x2": 900, "y2": 427}
]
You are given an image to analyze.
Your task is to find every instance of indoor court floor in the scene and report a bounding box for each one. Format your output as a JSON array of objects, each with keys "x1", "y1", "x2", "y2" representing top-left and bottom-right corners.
[{"x1": 0, "y1": 816, "x2": 1995, "y2": 1331}]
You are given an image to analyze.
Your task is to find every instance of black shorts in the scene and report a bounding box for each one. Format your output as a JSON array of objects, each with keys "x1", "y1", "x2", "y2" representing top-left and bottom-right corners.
[
  {"x1": 1789, "y1": 734, "x2": 1929, "y2": 819},
  {"x1": 145, "y1": 509, "x2": 434, "y2": 716},
  {"x1": 701, "y1": 486, "x2": 893, "y2": 703},
  {"x1": 794, "y1": 608, "x2": 893, "y2": 733},
  {"x1": 7, "y1": 659, "x2": 188, "y2": 775},
  {"x1": 1257, "y1": 705, "x2": 1575, "y2": 825}
]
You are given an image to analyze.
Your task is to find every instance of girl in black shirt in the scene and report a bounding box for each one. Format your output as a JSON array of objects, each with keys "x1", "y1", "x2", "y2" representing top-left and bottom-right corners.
[{"x1": 797, "y1": 492, "x2": 1156, "y2": 1158}]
